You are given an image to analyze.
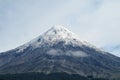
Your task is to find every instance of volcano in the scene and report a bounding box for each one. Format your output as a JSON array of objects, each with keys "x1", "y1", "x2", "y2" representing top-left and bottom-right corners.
[{"x1": 0, "y1": 25, "x2": 120, "y2": 79}]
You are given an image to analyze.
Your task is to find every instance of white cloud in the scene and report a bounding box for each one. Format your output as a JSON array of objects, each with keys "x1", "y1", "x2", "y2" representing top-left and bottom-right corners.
[
  {"x1": 68, "y1": 51, "x2": 88, "y2": 57},
  {"x1": 47, "y1": 49, "x2": 88, "y2": 57},
  {"x1": 47, "y1": 49, "x2": 61, "y2": 56}
]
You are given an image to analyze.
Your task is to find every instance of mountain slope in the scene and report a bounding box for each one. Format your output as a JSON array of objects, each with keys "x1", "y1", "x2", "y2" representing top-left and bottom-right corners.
[{"x1": 0, "y1": 25, "x2": 120, "y2": 79}]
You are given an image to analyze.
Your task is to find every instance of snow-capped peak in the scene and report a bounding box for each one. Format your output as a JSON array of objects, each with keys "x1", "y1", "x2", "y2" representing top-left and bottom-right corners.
[
  {"x1": 43, "y1": 25, "x2": 80, "y2": 40},
  {"x1": 28, "y1": 25, "x2": 84, "y2": 47},
  {"x1": 16, "y1": 25, "x2": 81, "y2": 51},
  {"x1": 16, "y1": 25, "x2": 102, "y2": 53}
]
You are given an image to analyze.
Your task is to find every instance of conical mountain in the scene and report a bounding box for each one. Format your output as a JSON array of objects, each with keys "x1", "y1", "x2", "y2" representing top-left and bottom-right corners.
[{"x1": 0, "y1": 25, "x2": 120, "y2": 79}]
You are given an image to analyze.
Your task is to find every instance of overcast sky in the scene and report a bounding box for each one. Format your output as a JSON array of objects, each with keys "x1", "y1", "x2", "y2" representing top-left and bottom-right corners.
[{"x1": 0, "y1": 0, "x2": 120, "y2": 53}]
